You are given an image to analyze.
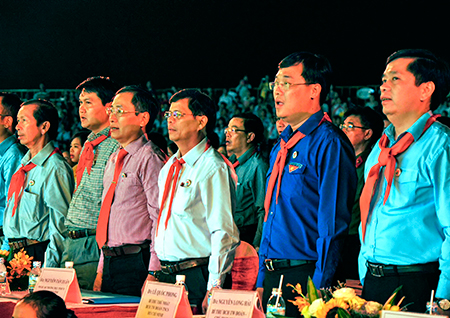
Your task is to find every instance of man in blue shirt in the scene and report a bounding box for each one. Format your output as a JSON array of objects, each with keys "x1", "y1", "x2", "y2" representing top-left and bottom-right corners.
[
  {"x1": 2, "y1": 100, "x2": 74, "y2": 266},
  {"x1": 359, "y1": 49, "x2": 450, "y2": 313},
  {"x1": 257, "y1": 52, "x2": 356, "y2": 317},
  {"x1": 0, "y1": 93, "x2": 25, "y2": 247}
]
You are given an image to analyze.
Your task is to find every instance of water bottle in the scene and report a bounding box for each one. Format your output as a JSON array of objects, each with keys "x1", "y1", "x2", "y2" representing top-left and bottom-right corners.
[
  {"x1": 207, "y1": 278, "x2": 222, "y2": 306},
  {"x1": 28, "y1": 261, "x2": 42, "y2": 293},
  {"x1": 266, "y1": 288, "x2": 286, "y2": 317},
  {"x1": 0, "y1": 258, "x2": 7, "y2": 295},
  {"x1": 175, "y1": 275, "x2": 189, "y2": 297}
]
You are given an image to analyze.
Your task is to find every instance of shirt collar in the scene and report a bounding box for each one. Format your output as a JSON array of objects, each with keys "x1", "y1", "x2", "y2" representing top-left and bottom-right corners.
[
  {"x1": 122, "y1": 134, "x2": 147, "y2": 156},
  {"x1": 175, "y1": 137, "x2": 208, "y2": 167},
  {"x1": 385, "y1": 111, "x2": 432, "y2": 144},
  {"x1": 0, "y1": 135, "x2": 18, "y2": 155},
  {"x1": 232, "y1": 146, "x2": 256, "y2": 165},
  {"x1": 22, "y1": 141, "x2": 56, "y2": 166},
  {"x1": 280, "y1": 110, "x2": 325, "y2": 143},
  {"x1": 88, "y1": 126, "x2": 111, "y2": 142}
]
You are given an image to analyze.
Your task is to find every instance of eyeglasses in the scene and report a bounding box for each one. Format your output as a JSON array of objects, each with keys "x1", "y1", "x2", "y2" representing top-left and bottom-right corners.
[
  {"x1": 106, "y1": 107, "x2": 139, "y2": 117},
  {"x1": 164, "y1": 110, "x2": 194, "y2": 119},
  {"x1": 224, "y1": 127, "x2": 246, "y2": 135},
  {"x1": 269, "y1": 81, "x2": 310, "y2": 91},
  {"x1": 0, "y1": 114, "x2": 10, "y2": 117},
  {"x1": 339, "y1": 123, "x2": 369, "y2": 130}
]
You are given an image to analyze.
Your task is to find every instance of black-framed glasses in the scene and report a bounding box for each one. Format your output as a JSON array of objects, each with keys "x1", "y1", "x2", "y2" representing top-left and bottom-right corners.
[
  {"x1": 106, "y1": 107, "x2": 140, "y2": 117},
  {"x1": 224, "y1": 127, "x2": 246, "y2": 135},
  {"x1": 269, "y1": 81, "x2": 310, "y2": 91},
  {"x1": 339, "y1": 123, "x2": 369, "y2": 130},
  {"x1": 164, "y1": 110, "x2": 194, "y2": 120},
  {"x1": 0, "y1": 114, "x2": 11, "y2": 117}
]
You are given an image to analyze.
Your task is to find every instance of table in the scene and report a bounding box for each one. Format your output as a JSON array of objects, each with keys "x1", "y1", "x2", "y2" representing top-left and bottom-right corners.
[{"x1": 0, "y1": 291, "x2": 139, "y2": 318}]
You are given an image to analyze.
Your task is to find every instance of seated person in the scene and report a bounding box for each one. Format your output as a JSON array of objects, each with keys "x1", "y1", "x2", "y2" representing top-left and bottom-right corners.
[{"x1": 13, "y1": 290, "x2": 77, "y2": 318}]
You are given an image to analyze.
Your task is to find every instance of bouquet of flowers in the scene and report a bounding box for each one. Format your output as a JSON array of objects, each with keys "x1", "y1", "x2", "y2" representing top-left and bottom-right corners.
[
  {"x1": 7, "y1": 248, "x2": 33, "y2": 282},
  {"x1": 288, "y1": 277, "x2": 406, "y2": 318}
]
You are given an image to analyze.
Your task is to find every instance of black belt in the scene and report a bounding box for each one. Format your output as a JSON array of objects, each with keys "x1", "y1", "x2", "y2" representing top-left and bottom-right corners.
[
  {"x1": 160, "y1": 257, "x2": 209, "y2": 275},
  {"x1": 265, "y1": 259, "x2": 315, "y2": 271},
  {"x1": 102, "y1": 242, "x2": 150, "y2": 257},
  {"x1": 367, "y1": 261, "x2": 439, "y2": 277},
  {"x1": 9, "y1": 238, "x2": 44, "y2": 251},
  {"x1": 67, "y1": 229, "x2": 96, "y2": 239}
]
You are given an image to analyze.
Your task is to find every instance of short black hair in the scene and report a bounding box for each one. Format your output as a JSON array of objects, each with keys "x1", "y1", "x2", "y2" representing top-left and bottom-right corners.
[
  {"x1": 169, "y1": 89, "x2": 217, "y2": 136},
  {"x1": 116, "y1": 85, "x2": 160, "y2": 134},
  {"x1": 279, "y1": 52, "x2": 333, "y2": 105},
  {"x1": 71, "y1": 129, "x2": 90, "y2": 146},
  {"x1": 19, "y1": 290, "x2": 75, "y2": 318},
  {"x1": 21, "y1": 99, "x2": 59, "y2": 141},
  {"x1": 343, "y1": 106, "x2": 384, "y2": 149},
  {"x1": 386, "y1": 49, "x2": 450, "y2": 111},
  {"x1": 76, "y1": 76, "x2": 119, "y2": 106},
  {"x1": 0, "y1": 92, "x2": 22, "y2": 130},
  {"x1": 232, "y1": 112, "x2": 265, "y2": 145}
]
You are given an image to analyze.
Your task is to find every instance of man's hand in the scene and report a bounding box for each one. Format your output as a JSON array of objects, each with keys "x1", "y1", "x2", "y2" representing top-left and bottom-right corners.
[
  {"x1": 93, "y1": 272, "x2": 102, "y2": 291},
  {"x1": 141, "y1": 273, "x2": 158, "y2": 295},
  {"x1": 202, "y1": 290, "x2": 210, "y2": 314}
]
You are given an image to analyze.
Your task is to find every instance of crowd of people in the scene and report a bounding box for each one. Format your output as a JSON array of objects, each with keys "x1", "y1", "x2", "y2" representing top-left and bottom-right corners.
[{"x1": 1, "y1": 48, "x2": 450, "y2": 317}]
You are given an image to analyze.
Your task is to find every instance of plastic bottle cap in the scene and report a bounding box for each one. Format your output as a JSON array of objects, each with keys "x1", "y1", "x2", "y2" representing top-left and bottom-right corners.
[
  {"x1": 65, "y1": 261, "x2": 74, "y2": 268},
  {"x1": 176, "y1": 275, "x2": 186, "y2": 282}
]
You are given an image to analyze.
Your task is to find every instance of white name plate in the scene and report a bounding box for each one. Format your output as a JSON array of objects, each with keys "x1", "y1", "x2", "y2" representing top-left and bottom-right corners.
[
  {"x1": 136, "y1": 281, "x2": 192, "y2": 318},
  {"x1": 34, "y1": 267, "x2": 82, "y2": 304}
]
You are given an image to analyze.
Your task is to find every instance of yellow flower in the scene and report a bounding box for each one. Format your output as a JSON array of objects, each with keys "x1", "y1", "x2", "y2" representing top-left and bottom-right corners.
[
  {"x1": 316, "y1": 298, "x2": 348, "y2": 318},
  {"x1": 289, "y1": 296, "x2": 310, "y2": 312},
  {"x1": 347, "y1": 296, "x2": 366, "y2": 310}
]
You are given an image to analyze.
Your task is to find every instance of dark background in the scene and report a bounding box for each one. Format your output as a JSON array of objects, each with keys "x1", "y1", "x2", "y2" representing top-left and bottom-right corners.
[{"x1": 0, "y1": 0, "x2": 446, "y2": 90}]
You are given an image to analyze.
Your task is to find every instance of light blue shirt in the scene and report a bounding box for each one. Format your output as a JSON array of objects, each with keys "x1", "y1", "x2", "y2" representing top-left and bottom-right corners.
[
  {"x1": 0, "y1": 136, "x2": 25, "y2": 226},
  {"x1": 359, "y1": 112, "x2": 450, "y2": 299},
  {"x1": 2, "y1": 142, "x2": 74, "y2": 267}
]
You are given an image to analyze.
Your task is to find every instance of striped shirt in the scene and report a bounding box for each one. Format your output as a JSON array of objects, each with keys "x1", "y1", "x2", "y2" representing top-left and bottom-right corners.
[{"x1": 65, "y1": 127, "x2": 119, "y2": 229}]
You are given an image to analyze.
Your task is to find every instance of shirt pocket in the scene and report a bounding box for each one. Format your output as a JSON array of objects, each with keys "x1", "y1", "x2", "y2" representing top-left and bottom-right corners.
[
  {"x1": 392, "y1": 168, "x2": 419, "y2": 207},
  {"x1": 19, "y1": 190, "x2": 41, "y2": 223},
  {"x1": 280, "y1": 162, "x2": 307, "y2": 196},
  {"x1": 171, "y1": 182, "x2": 196, "y2": 219}
]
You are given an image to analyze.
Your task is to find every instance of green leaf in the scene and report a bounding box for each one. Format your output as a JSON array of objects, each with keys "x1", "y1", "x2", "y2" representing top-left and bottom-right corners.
[
  {"x1": 306, "y1": 276, "x2": 319, "y2": 303},
  {"x1": 336, "y1": 308, "x2": 352, "y2": 318}
]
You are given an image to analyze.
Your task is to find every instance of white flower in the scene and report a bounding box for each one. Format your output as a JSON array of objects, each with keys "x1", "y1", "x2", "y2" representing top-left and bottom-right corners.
[
  {"x1": 332, "y1": 288, "x2": 356, "y2": 300},
  {"x1": 309, "y1": 298, "x2": 325, "y2": 317}
]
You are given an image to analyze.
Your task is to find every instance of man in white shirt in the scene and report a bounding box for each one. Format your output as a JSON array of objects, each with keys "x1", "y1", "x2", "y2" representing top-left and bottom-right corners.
[{"x1": 151, "y1": 89, "x2": 239, "y2": 313}]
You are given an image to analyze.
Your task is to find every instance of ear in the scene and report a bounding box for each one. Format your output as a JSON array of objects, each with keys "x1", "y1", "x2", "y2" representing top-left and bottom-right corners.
[
  {"x1": 247, "y1": 132, "x2": 255, "y2": 144},
  {"x1": 40, "y1": 121, "x2": 50, "y2": 135},
  {"x1": 197, "y1": 115, "x2": 208, "y2": 132},
  {"x1": 310, "y1": 83, "x2": 322, "y2": 100},
  {"x1": 3, "y1": 116, "x2": 13, "y2": 130},
  {"x1": 140, "y1": 112, "x2": 150, "y2": 128},
  {"x1": 420, "y1": 81, "x2": 435, "y2": 102},
  {"x1": 364, "y1": 128, "x2": 373, "y2": 141}
]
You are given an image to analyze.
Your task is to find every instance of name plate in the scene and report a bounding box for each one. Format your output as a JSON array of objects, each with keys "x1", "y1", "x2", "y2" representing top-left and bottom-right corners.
[
  {"x1": 381, "y1": 310, "x2": 447, "y2": 318},
  {"x1": 34, "y1": 267, "x2": 82, "y2": 303},
  {"x1": 136, "y1": 281, "x2": 192, "y2": 318},
  {"x1": 206, "y1": 289, "x2": 264, "y2": 318}
]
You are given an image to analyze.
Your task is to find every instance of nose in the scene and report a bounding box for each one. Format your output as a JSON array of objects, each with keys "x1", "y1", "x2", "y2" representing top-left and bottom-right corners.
[{"x1": 79, "y1": 104, "x2": 86, "y2": 114}]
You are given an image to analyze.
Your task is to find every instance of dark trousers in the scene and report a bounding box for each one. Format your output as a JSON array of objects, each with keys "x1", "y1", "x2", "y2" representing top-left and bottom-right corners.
[
  {"x1": 362, "y1": 264, "x2": 439, "y2": 313},
  {"x1": 262, "y1": 262, "x2": 315, "y2": 318},
  {"x1": 101, "y1": 247, "x2": 150, "y2": 297},
  {"x1": 11, "y1": 240, "x2": 49, "y2": 264},
  {"x1": 158, "y1": 263, "x2": 209, "y2": 312}
]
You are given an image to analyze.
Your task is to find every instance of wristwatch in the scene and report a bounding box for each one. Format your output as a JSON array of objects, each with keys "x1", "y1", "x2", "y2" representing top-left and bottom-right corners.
[
  {"x1": 148, "y1": 270, "x2": 160, "y2": 279},
  {"x1": 437, "y1": 299, "x2": 450, "y2": 311}
]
